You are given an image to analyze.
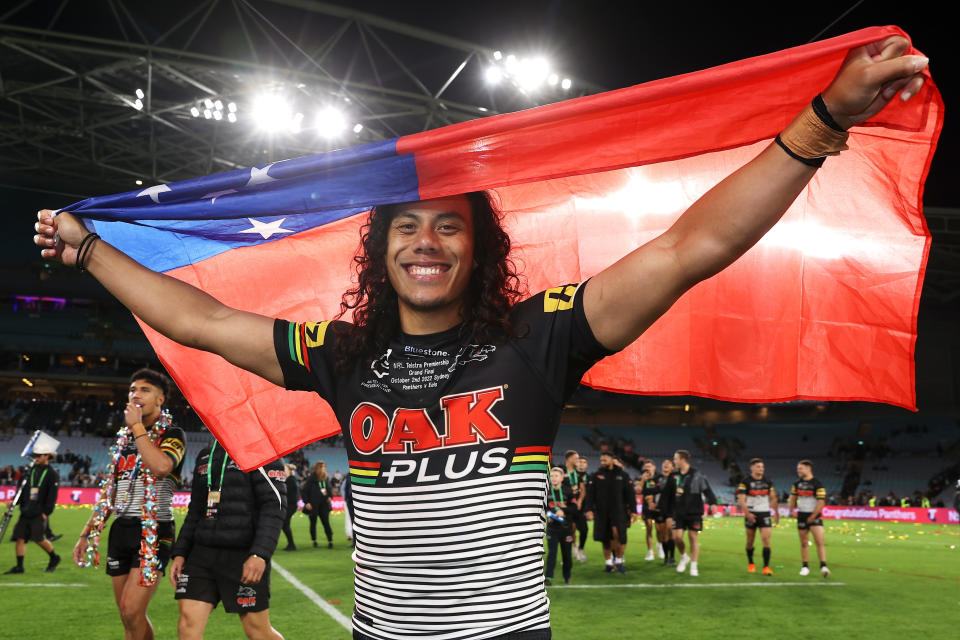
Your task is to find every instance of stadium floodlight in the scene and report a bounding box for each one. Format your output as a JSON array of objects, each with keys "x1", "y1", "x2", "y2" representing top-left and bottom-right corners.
[
  {"x1": 190, "y1": 106, "x2": 200, "y2": 117},
  {"x1": 561, "y1": 78, "x2": 572, "y2": 90},
  {"x1": 504, "y1": 54, "x2": 517, "y2": 71},
  {"x1": 493, "y1": 50, "x2": 502, "y2": 61},
  {"x1": 484, "y1": 66, "x2": 503, "y2": 85},
  {"x1": 213, "y1": 110, "x2": 222, "y2": 121},
  {"x1": 133, "y1": 98, "x2": 143, "y2": 110},
  {"x1": 291, "y1": 112, "x2": 304, "y2": 133},
  {"x1": 203, "y1": 109, "x2": 212, "y2": 119},
  {"x1": 515, "y1": 57, "x2": 550, "y2": 91},
  {"x1": 353, "y1": 123, "x2": 363, "y2": 134},
  {"x1": 315, "y1": 106, "x2": 347, "y2": 138},
  {"x1": 251, "y1": 92, "x2": 294, "y2": 133},
  {"x1": 214, "y1": 100, "x2": 223, "y2": 110},
  {"x1": 228, "y1": 102, "x2": 237, "y2": 113},
  {"x1": 548, "y1": 73, "x2": 559, "y2": 86},
  {"x1": 227, "y1": 112, "x2": 237, "y2": 123},
  {"x1": 204, "y1": 98, "x2": 214, "y2": 109},
  {"x1": 135, "y1": 88, "x2": 144, "y2": 99},
  {"x1": 135, "y1": 179, "x2": 143, "y2": 185}
]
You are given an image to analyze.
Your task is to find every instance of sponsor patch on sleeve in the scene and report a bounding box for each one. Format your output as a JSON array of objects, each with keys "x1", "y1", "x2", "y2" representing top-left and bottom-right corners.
[{"x1": 160, "y1": 437, "x2": 186, "y2": 465}]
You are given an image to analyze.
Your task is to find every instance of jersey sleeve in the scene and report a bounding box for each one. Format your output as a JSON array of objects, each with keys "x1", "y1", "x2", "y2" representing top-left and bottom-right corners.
[
  {"x1": 814, "y1": 479, "x2": 826, "y2": 501},
  {"x1": 790, "y1": 483, "x2": 799, "y2": 496},
  {"x1": 735, "y1": 482, "x2": 747, "y2": 496},
  {"x1": 273, "y1": 318, "x2": 343, "y2": 402},
  {"x1": 509, "y1": 281, "x2": 614, "y2": 402},
  {"x1": 159, "y1": 429, "x2": 186, "y2": 471}
]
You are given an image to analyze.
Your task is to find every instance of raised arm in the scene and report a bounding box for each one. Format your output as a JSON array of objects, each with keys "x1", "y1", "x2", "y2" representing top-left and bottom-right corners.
[
  {"x1": 584, "y1": 36, "x2": 928, "y2": 350},
  {"x1": 34, "y1": 211, "x2": 283, "y2": 386}
]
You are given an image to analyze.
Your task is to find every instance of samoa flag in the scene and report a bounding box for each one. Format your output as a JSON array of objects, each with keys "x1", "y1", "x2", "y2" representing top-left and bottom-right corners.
[{"x1": 61, "y1": 26, "x2": 942, "y2": 470}]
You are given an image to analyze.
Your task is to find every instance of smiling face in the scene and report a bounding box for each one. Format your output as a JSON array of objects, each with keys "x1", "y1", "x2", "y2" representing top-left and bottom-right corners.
[{"x1": 385, "y1": 196, "x2": 475, "y2": 334}]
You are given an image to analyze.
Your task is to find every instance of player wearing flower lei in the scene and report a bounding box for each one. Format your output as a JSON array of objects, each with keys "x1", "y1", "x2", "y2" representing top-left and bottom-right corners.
[{"x1": 73, "y1": 368, "x2": 186, "y2": 640}]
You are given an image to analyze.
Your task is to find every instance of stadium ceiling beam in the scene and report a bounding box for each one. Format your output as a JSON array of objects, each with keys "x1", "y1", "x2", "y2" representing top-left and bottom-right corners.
[{"x1": 0, "y1": 28, "x2": 495, "y2": 118}]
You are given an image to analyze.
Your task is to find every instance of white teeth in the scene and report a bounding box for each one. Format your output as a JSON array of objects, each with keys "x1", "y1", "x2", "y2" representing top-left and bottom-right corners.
[{"x1": 409, "y1": 265, "x2": 443, "y2": 275}]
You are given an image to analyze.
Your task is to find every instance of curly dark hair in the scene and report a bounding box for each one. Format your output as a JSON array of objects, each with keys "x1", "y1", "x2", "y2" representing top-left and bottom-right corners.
[{"x1": 334, "y1": 191, "x2": 524, "y2": 371}]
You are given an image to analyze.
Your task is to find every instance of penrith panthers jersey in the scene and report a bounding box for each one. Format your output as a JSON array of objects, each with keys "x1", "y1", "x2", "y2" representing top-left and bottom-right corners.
[{"x1": 274, "y1": 282, "x2": 611, "y2": 640}]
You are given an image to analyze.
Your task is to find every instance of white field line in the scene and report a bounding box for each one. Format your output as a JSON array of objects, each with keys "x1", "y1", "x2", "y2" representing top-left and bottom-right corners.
[
  {"x1": 0, "y1": 582, "x2": 88, "y2": 587},
  {"x1": 558, "y1": 581, "x2": 846, "y2": 589},
  {"x1": 272, "y1": 561, "x2": 352, "y2": 631}
]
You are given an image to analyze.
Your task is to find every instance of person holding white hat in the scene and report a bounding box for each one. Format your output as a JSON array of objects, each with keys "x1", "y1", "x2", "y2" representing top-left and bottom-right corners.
[{"x1": 3, "y1": 433, "x2": 61, "y2": 574}]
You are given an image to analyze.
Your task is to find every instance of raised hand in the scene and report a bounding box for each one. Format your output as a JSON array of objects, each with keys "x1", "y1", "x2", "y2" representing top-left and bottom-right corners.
[
  {"x1": 822, "y1": 35, "x2": 928, "y2": 130},
  {"x1": 34, "y1": 210, "x2": 90, "y2": 267}
]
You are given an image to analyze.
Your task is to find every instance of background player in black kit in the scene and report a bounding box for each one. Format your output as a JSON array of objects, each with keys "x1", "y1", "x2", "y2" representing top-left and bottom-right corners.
[
  {"x1": 170, "y1": 438, "x2": 287, "y2": 640},
  {"x1": 671, "y1": 450, "x2": 718, "y2": 577},
  {"x1": 575, "y1": 455, "x2": 591, "y2": 562},
  {"x1": 585, "y1": 452, "x2": 636, "y2": 574},
  {"x1": 657, "y1": 458, "x2": 677, "y2": 566},
  {"x1": 736, "y1": 457, "x2": 779, "y2": 575},
  {"x1": 33, "y1": 38, "x2": 926, "y2": 639},
  {"x1": 561, "y1": 450, "x2": 587, "y2": 562},
  {"x1": 789, "y1": 459, "x2": 830, "y2": 577},
  {"x1": 545, "y1": 466, "x2": 575, "y2": 585},
  {"x1": 3, "y1": 443, "x2": 61, "y2": 575},
  {"x1": 640, "y1": 460, "x2": 662, "y2": 562}
]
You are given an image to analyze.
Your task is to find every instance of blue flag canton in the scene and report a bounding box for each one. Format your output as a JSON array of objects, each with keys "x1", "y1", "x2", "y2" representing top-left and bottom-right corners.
[{"x1": 64, "y1": 139, "x2": 420, "y2": 272}]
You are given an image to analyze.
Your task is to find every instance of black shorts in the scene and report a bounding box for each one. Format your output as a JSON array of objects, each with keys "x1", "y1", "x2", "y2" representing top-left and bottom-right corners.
[
  {"x1": 175, "y1": 548, "x2": 271, "y2": 614},
  {"x1": 593, "y1": 515, "x2": 628, "y2": 544},
  {"x1": 672, "y1": 514, "x2": 702, "y2": 531},
  {"x1": 106, "y1": 518, "x2": 175, "y2": 577},
  {"x1": 644, "y1": 509, "x2": 659, "y2": 522},
  {"x1": 796, "y1": 513, "x2": 823, "y2": 530},
  {"x1": 12, "y1": 514, "x2": 45, "y2": 542},
  {"x1": 745, "y1": 512, "x2": 772, "y2": 529}
]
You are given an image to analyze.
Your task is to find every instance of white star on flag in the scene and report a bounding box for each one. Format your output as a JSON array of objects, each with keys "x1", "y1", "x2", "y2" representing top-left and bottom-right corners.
[
  {"x1": 246, "y1": 163, "x2": 277, "y2": 187},
  {"x1": 137, "y1": 184, "x2": 172, "y2": 204},
  {"x1": 239, "y1": 217, "x2": 293, "y2": 240}
]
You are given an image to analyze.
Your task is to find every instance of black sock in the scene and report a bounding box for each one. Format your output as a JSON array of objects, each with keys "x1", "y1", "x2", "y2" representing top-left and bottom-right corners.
[
  {"x1": 820, "y1": 561, "x2": 827, "y2": 568},
  {"x1": 16, "y1": 555, "x2": 24, "y2": 568},
  {"x1": 48, "y1": 549, "x2": 57, "y2": 559},
  {"x1": 762, "y1": 547, "x2": 771, "y2": 567},
  {"x1": 664, "y1": 540, "x2": 673, "y2": 559},
  {"x1": 803, "y1": 561, "x2": 809, "y2": 568},
  {"x1": 746, "y1": 547, "x2": 755, "y2": 563}
]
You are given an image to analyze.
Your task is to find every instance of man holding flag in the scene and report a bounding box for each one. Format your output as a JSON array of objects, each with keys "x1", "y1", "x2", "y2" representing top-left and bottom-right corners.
[{"x1": 34, "y1": 35, "x2": 927, "y2": 639}]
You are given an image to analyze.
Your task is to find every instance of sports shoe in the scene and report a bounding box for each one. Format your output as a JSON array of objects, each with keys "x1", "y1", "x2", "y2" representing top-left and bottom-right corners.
[
  {"x1": 821, "y1": 565, "x2": 830, "y2": 578},
  {"x1": 644, "y1": 550, "x2": 655, "y2": 561},
  {"x1": 762, "y1": 566, "x2": 774, "y2": 576},
  {"x1": 676, "y1": 554, "x2": 690, "y2": 573},
  {"x1": 747, "y1": 562, "x2": 756, "y2": 573},
  {"x1": 616, "y1": 563, "x2": 627, "y2": 574},
  {"x1": 577, "y1": 549, "x2": 587, "y2": 563},
  {"x1": 564, "y1": 577, "x2": 571, "y2": 585},
  {"x1": 44, "y1": 554, "x2": 61, "y2": 573},
  {"x1": 689, "y1": 564, "x2": 699, "y2": 577},
  {"x1": 283, "y1": 543, "x2": 296, "y2": 551},
  {"x1": 4, "y1": 565, "x2": 24, "y2": 574},
  {"x1": 657, "y1": 543, "x2": 664, "y2": 559},
  {"x1": 46, "y1": 533, "x2": 63, "y2": 542},
  {"x1": 603, "y1": 563, "x2": 614, "y2": 573},
  {"x1": 312, "y1": 540, "x2": 318, "y2": 548},
  {"x1": 663, "y1": 556, "x2": 675, "y2": 566},
  {"x1": 328, "y1": 541, "x2": 333, "y2": 549},
  {"x1": 799, "y1": 566, "x2": 810, "y2": 576}
]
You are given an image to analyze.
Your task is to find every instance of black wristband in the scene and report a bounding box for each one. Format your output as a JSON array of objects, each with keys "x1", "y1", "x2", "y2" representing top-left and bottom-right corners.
[
  {"x1": 812, "y1": 94, "x2": 845, "y2": 132},
  {"x1": 75, "y1": 232, "x2": 100, "y2": 272},
  {"x1": 774, "y1": 135, "x2": 825, "y2": 168}
]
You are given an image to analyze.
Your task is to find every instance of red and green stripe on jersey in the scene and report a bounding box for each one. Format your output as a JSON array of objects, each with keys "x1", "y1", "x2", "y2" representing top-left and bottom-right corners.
[
  {"x1": 349, "y1": 460, "x2": 380, "y2": 485},
  {"x1": 510, "y1": 446, "x2": 551, "y2": 473}
]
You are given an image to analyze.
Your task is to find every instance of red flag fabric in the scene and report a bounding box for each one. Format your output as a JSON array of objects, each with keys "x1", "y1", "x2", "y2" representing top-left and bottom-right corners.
[{"x1": 133, "y1": 26, "x2": 940, "y2": 470}]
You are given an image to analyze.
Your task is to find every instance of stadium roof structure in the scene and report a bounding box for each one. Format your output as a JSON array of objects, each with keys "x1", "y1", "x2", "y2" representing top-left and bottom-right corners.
[{"x1": 0, "y1": 0, "x2": 599, "y2": 196}]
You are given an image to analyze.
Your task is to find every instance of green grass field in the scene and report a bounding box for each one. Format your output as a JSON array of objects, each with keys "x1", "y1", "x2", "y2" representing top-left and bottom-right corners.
[{"x1": 1, "y1": 508, "x2": 957, "y2": 639}]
